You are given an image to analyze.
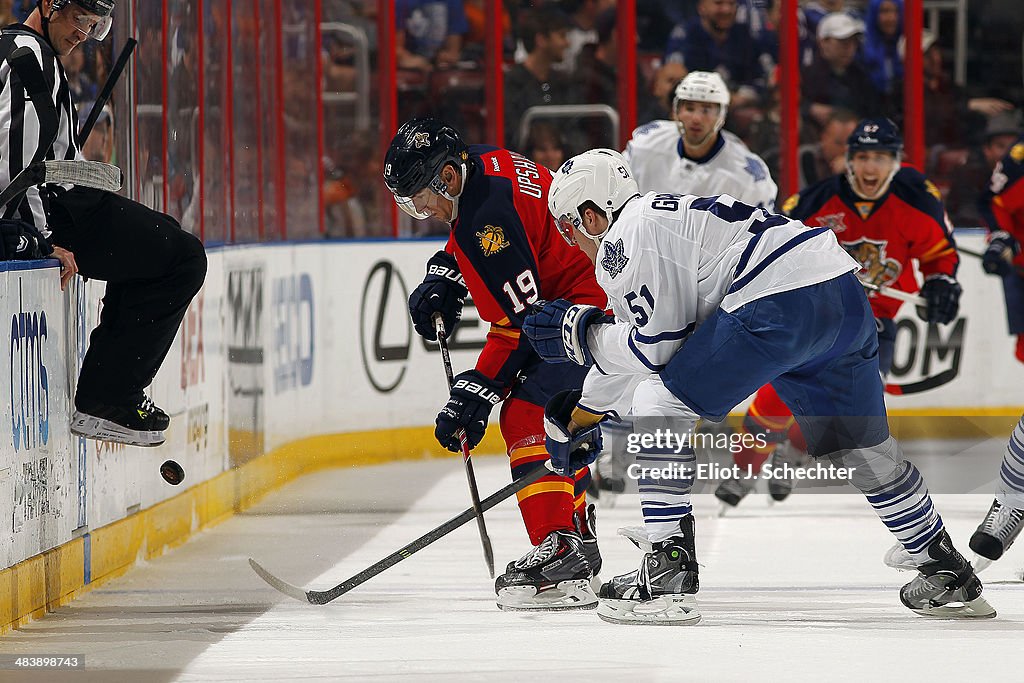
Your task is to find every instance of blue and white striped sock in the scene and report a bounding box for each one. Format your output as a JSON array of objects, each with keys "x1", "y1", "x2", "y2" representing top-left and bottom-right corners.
[
  {"x1": 997, "y1": 414, "x2": 1024, "y2": 510},
  {"x1": 637, "y1": 445, "x2": 695, "y2": 543},
  {"x1": 864, "y1": 461, "x2": 944, "y2": 563}
]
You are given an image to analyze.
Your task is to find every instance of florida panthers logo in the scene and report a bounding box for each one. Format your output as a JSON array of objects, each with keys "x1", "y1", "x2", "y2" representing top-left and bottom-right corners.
[
  {"x1": 842, "y1": 238, "x2": 901, "y2": 286},
  {"x1": 477, "y1": 225, "x2": 509, "y2": 256},
  {"x1": 412, "y1": 131, "x2": 430, "y2": 148},
  {"x1": 814, "y1": 212, "x2": 848, "y2": 233}
]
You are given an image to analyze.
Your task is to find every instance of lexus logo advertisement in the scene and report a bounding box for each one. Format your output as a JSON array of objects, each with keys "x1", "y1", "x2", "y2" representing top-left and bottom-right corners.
[{"x1": 360, "y1": 260, "x2": 412, "y2": 393}]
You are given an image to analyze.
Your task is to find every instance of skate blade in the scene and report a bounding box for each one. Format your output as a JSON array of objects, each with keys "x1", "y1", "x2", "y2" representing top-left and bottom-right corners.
[
  {"x1": 597, "y1": 596, "x2": 702, "y2": 626},
  {"x1": 496, "y1": 579, "x2": 597, "y2": 611},
  {"x1": 883, "y1": 543, "x2": 917, "y2": 572},
  {"x1": 909, "y1": 595, "x2": 997, "y2": 619},
  {"x1": 971, "y1": 554, "x2": 993, "y2": 574},
  {"x1": 71, "y1": 412, "x2": 165, "y2": 447}
]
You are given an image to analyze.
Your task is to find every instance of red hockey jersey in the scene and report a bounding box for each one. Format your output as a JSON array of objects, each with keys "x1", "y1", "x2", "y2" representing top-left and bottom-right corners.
[
  {"x1": 446, "y1": 146, "x2": 607, "y2": 388},
  {"x1": 781, "y1": 166, "x2": 958, "y2": 319},
  {"x1": 987, "y1": 136, "x2": 1024, "y2": 267}
]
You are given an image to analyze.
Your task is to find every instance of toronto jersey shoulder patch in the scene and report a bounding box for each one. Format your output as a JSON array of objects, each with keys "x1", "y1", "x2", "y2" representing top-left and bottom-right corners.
[
  {"x1": 477, "y1": 225, "x2": 509, "y2": 256},
  {"x1": 815, "y1": 212, "x2": 848, "y2": 233},
  {"x1": 743, "y1": 156, "x2": 766, "y2": 181},
  {"x1": 601, "y1": 238, "x2": 629, "y2": 278}
]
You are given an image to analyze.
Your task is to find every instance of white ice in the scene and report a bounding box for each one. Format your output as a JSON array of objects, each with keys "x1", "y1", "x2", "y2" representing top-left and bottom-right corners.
[{"x1": 1, "y1": 453, "x2": 1023, "y2": 682}]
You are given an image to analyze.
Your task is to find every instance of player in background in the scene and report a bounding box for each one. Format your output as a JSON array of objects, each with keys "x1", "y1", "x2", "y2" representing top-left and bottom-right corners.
[
  {"x1": 623, "y1": 71, "x2": 777, "y2": 210},
  {"x1": 0, "y1": 0, "x2": 207, "y2": 447},
  {"x1": 980, "y1": 134, "x2": 1024, "y2": 364},
  {"x1": 715, "y1": 117, "x2": 961, "y2": 510},
  {"x1": 523, "y1": 149, "x2": 992, "y2": 624},
  {"x1": 382, "y1": 118, "x2": 607, "y2": 611}
]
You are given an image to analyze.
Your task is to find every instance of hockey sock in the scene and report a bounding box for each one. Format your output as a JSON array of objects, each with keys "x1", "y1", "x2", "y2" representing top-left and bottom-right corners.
[
  {"x1": 996, "y1": 414, "x2": 1024, "y2": 510},
  {"x1": 733, "y1": 385, "x2": 794, "y2": 471},
  {"x1": 510, "y1": 439, "x2": 576, "y2": 545},
  {"x1": 864, "y1": 461, "x2": 944, "y2": 564},
  {"x1": 638, "y1": 443, "x2": 696, "y2": 543}
]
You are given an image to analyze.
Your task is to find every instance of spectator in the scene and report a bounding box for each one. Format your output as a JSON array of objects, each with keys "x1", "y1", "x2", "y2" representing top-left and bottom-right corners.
[
  {"x1": 504, "y1": 6, "x2": 574, "y2": 149},
  {"x1": 802, "y1": 12, "x2": 882, "y2": 131},
  {"x1": 524, "y1": 120, "x2": 569, "y2": 171},
  {"x1": 797, "y1": 108, "x2": 859, "y2": 188},
  {"x1": 552, "y1": 0, "x2": 613, "y2": 74},
  {"x1": 395, "y1": 0, "x2": 468, "y2": 71},
  {"x1": 861, "y1": 0, "x2": 903, "y2": 103},
  {"x1": 77, "y1": 101, "x2": 114, "y2": 163},
  {"x1": 0, "y1": 0, "x2": 16, "y2": 25},
  {"x1": 12, "y1": 0, "x2": 30, "y2": 22},
  {"x1": 638, "y1": 60, "x2": 689, "y2": 124},
  {"x1": 946, "y1": 110, "x2": 1022, "y2": 227},
  {"x1": 463, "y1": 0, "x2": 511, "y2": 62},
  {"x1": 664, "y1": 0, "x2": 765, "y2": 100},
  {"x1": 61, "y1": 45, "x2": 98, "y2": 103}
]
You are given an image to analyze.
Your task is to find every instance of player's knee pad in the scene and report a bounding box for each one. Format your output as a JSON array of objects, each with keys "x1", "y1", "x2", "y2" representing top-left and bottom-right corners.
[{"x1": 825, "y1": 435, "x2": 905, "y2": 492}]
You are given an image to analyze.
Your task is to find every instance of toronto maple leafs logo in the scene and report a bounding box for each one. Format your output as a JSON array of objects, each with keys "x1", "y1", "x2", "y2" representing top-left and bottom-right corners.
[
  {"x1": 412, "y1": 131, "x2": 430, "y2": 148},
  {"x1": 743, "y1": 157, "x2": 766, "y2": 182},
  {"x1": 601, "y1": 238, "x2": 629, "y2": 278}
]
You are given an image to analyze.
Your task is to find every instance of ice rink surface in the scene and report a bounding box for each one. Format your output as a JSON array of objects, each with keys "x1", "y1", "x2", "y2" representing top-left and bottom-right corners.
[{"x1": 2, "y1": 453, "x2": 1023, "y2": 682}]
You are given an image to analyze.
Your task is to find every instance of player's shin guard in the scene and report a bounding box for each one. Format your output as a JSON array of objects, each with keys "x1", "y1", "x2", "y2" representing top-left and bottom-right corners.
[
  {"x1": 510, "y1": 439, "x2": 577, "y2": 545},
  {"x1": 638, "y1": 444, "x2": 695, "y2": 542}
]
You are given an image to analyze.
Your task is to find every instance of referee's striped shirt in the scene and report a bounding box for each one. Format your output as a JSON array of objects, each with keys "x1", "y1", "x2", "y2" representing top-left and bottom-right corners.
[{"x1": 0, "y1": 25, "x2": 82, "y2": 236}]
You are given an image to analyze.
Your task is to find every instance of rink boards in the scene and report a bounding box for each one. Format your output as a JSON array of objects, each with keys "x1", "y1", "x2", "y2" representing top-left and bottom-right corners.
[{"x1": 1, "y1": 232, "x2": 1022, "y2": 632}]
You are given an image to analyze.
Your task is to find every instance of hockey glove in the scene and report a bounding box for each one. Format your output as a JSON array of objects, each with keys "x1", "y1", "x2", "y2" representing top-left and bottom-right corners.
[
  {"x1": 916, "y1": 274, "x2": 962, "y2": 325},
  {"x1": 543, "y1": 389, "x2": 603, "y2": 477},
  {"x1": 0, "y1": 219, "x2": 53, "y2": 260},
  {"x1": 982, "y1": 231, "x2": 1020, "y2": 277},
  {"x1": 409, "y1": 250, "x2": 468, "y2": 342},
  {"x1": 435, "y1": 370, "x2": 503, "y2": 452},
  {"x1": 522, "y1": 299, "x2": 609, "y2": 366}
]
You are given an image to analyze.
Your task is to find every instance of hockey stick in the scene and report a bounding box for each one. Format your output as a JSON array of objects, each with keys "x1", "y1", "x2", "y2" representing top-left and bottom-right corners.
[
  {"x1": 77, "y1": 38, "x2": 137, "y2": 148},
  {"x1": 0, "y1": 160, "x2": 123, "y2": 210},
  {"x1": 956, "y1": 245, "x2": 1024, "y2": 276},
  {"x1": 249, "y1": 462, "x2": 551, "y2": 604},
  {"x1": 860, "y1": 280, "x2": 927, "y2": 307},
  {"x1": 434, "y1": 314, "x2": 495, "y2": 579}
]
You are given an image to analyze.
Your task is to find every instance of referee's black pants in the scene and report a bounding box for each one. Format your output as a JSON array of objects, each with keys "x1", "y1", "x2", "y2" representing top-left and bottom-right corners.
[{"x1": 45, "y1": 187, "x2": 208, "y2": 410}]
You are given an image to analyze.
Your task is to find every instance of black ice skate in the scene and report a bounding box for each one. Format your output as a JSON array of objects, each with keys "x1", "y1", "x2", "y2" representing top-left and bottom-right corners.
[
  {"x1": 714, "y1": 472, "x2": 753, "y2": 512},
  {"x1": 970, "y1": 498, "x2": 1024, "y2": 562},
  {"x1": 900, "y1": 530, "x2": 996, "y2": 618},
  {"x1": 495, "y1": 530, "x2": 597, "y2": 611},
  {"x1": 71, "y1": 396, "x2": 169, "y2": 447},
  {"x1": 576, "y1": 504, "x2": 602, "y2": 585},
  {"x1": 597, "y1": 515, "x2": 701, "y2": 625},
  {"x1": 766, "y1": 440, "x2": 807, "y2": 502}
]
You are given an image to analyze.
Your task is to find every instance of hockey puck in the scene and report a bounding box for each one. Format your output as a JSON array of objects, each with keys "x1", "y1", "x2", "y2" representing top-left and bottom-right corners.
[{"x1": 160, "y1": 460, "x2": 185, "y2": 486}]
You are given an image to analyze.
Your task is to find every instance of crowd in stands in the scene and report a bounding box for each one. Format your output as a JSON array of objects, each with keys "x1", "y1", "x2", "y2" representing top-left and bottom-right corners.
[{"x1": 317, "y1": 0, "x2": 1020, "y2": 237}]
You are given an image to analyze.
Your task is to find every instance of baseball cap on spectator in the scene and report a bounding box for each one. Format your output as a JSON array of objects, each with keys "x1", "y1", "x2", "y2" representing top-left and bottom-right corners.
[
  {"x1": 817, "y1": 13, "x2": 865, "y2": 41},
  {"x1": 984, "y1": 110, "x2": 1022, "y2": 142}
]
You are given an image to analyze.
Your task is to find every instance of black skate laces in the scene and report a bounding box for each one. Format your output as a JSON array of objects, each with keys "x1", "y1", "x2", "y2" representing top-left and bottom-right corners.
[{"x1": 980, "y1": 501, "x2": 1024, "y2": 541}]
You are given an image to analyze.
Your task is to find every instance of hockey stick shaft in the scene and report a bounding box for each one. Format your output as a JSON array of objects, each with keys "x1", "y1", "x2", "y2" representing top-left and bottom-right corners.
[
  {"x1": 434, "y1": 314, "x2": 495, "y2": 579},
  {"x1": 249, "y1": 462, "x2": 550, "y2": 605},
  {"x1": 77, "y1": 38, "x2": 137, "y2": 148},
  {"x1": 860, "y1": 280, "x2": 927, "y2": 307},
  {"x1": 956, "y1": 245, "x2": 1024, "y2": 276}
]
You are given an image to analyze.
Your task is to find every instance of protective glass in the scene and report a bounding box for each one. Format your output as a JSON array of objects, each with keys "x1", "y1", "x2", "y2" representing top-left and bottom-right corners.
[
  {"x1": 68, "y1": 11, "x2": 112, "y2": 41},
  {"x1": 392, "y1": 186, "x2": 433, "y2": 220},
  {"x1": 555, "y1": 212, "x2": 579, "y2": 246}
]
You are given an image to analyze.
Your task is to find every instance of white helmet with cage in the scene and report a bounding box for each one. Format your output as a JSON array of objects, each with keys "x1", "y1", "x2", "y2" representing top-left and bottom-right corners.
[
  {"x1": 549, "y1": 148, "x2": 640, "y2": 247},
  {"x1": 672, "y1": 71, "x2": 730, "y2": 138}
]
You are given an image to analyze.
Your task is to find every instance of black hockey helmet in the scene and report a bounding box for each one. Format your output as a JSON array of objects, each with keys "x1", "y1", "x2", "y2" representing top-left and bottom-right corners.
[
  {"x1": 41, "y1": 0, "x2": 114, "y2": 41},
  {"x1": 847, "y1": 117, "x2": 903, "y2": 155},
  {"x1": 383, "y1": 118, "x2": 468, "y2": 218}
]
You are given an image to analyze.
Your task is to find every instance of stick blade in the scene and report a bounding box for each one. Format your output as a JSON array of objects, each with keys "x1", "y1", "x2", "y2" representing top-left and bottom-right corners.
[
  {"x1": 43, "y1": 160, "x2": 123, "y2": 192},
  {"x1": 248, "y1": 558, "x2": 315, "y2": 604}
]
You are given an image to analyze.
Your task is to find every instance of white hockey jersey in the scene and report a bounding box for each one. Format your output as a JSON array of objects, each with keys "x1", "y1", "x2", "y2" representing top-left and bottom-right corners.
[
  {"x1": 581, "y1": 192, "x2": 859, "y2": 412},
  {"x1": 623, "y1": 122, "x2": 778, "y2": 210}
]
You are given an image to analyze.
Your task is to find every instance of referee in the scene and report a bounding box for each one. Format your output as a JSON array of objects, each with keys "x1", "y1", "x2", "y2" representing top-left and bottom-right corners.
[{"x1": 2, "y1": 0, "x2": 207, "y2": 447}]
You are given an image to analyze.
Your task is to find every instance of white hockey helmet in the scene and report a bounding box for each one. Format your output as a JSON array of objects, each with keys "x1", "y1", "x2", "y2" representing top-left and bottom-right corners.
[
  {"x1": 672, "y1": 71, "x2": 730, "y2": 137},
  {"x1": 549, "y1": 148, "x2": 640, "y2": 247}
]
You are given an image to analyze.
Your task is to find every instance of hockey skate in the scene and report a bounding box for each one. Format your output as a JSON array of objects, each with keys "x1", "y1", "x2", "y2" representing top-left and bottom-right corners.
[
  {"x1": 71, "y1": 396, "x2": 169, "y2": 447},
  {"x1": 714, "y1": 472, "x2": 753, "y2": 513},
  {"x1": 597, "y1": 516, "x2": 701, "y2": 625},
  {"x1": 765, "y1": 440, "x2": 808, "y2": 502},
  {"x1": 969, "y1": 498, "x2": 1024, "y2": 562},
  {"x1": 576, "y1": 504, "x2": 602, "y2": 585},
  {"x1": 899, "y1": 530, "x2": 996, "y2": 619},
  {"x1": 495, "y1": 530, "x2": 597, "y2": 611}
]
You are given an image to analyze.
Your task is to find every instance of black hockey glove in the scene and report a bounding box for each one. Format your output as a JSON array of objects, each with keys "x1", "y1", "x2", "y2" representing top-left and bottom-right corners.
[
  {"x1": 543, "y1": 389, "x2": 603, "y2": 477},
  {"x1": 409, "y1": 250, "x2": 468, "y2": 342},
  {"x1": 982, "y1": 230, "x2": 1020, "y2": 277},
  {"x1": 435, "y1": 370, "x2": 503, "y2": 452},
  {"x1": 916, "y1": 274, "x2": 961, "y2": 325},
  {"x1": 0, "y1": 218, "x2": 53, "y2": 261}
]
